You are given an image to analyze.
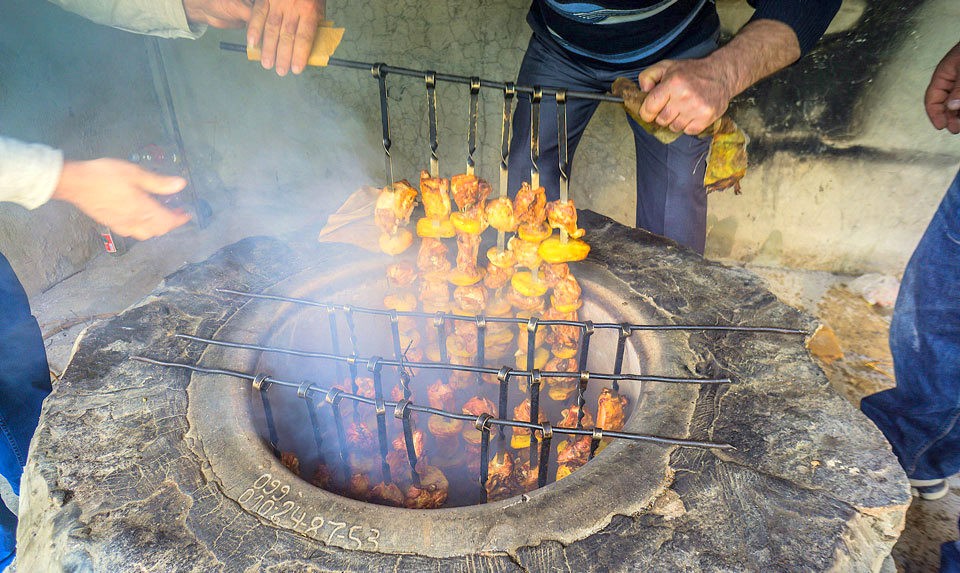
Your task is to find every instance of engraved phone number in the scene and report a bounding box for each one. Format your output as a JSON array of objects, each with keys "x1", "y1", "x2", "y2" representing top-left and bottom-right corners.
[{"x1": 238, "y1": 472, "x2": 380, "y2": 550}]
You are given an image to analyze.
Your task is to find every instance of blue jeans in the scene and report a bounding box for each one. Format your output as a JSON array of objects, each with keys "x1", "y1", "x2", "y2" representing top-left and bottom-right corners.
[
  {"x1": 861, "y1": 169, "x2": 960, "y2": 571},
  {"x1": 508, "y1": 33, "x2": 718, "y2": 254},
  {"x1": 0, "y1": 252, "x2": 51, "y2": 568}
]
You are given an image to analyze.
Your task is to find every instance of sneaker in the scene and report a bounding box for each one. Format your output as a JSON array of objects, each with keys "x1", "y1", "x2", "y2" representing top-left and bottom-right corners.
[{"x1": 909, "y1": 478, "x2": 949, "y2": 500}]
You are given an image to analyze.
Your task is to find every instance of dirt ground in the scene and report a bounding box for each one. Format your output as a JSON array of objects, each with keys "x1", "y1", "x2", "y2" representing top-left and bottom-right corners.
[{"x1": 2, "y1": 218, "x2": 952, "y2": 570}]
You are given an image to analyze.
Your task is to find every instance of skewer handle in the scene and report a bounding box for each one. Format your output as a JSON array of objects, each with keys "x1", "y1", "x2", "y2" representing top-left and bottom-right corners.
[
  {"x1": 425, "y1": 71, "x2": 440, "y2": 178},
  {"x1": 373, "y1": 64, "x2": 393, "y2": 185},
  {"x1": 530, "y1": 86, "x2": 542, "y2": 190},
  {"x1": 498, "y1": 83, "x2": 516, "y2": 252},
  {"x1": 556, "y1": 89, "x2": 569, "y2": 244},
  {"x1": 466, "y1": 77, "x2": 480, "y2": 176}
]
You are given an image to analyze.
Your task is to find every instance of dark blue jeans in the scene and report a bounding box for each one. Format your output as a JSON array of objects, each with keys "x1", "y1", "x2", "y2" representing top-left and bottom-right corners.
[
  {"x1": 0, "y1": 252, "x2": 51, "y2": 568},
  {"x1": 508, "y1": 33, "x2": 718, "y2": 254},
  {"x1": 860, "y1": 169, "x2": 960, "y2": 571}
]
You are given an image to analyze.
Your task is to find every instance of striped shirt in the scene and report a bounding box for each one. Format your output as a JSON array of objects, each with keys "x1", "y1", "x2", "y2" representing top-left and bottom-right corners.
[{"x1": 527, "y1": 0, "x2": 841, "y2": 68}]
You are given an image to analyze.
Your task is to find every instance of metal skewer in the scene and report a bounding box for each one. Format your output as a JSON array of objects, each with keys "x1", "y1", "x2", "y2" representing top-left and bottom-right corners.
[
  {"x1": 530, "y1": 86, "x2": 542, "y2": 191},
  {"x1": 497, "y1": 83, "x2": 515, "y2": 252},
  {"x1": 425, "y1": 71, "x2": 440, "y2": 178},
  {"x1": 556, "y1": 89, "x2": 570, "y2": 245},
  {"x1": 466, "y1": 77, "x2": 480, "y2": 176},
  {"x1": 372, "y1": 64, "x2": 393, "y2": 185}
]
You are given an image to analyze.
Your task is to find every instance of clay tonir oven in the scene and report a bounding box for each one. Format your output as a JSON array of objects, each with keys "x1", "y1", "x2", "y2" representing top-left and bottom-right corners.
[{"x1": 19, "y1": 213, "x2": 908, "y2": 571}]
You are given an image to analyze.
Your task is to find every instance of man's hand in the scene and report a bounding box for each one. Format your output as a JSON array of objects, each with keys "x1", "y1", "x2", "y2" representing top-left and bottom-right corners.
[
  {"x1": 637, "y1": 57, "x2": 735, "y2": 135},
  {"x1": 925, "y1": 42, "x2": 960, "y2": 134},
  {"x1": 247, "y1": 0, "x2": 325, "y2": 76},
  {"x1": 52, "y1": 159, "x2": 191, "y2": 241},
  {"x1": 637, "y1": 19, "x2": 801, "y2": 135},
  {"x1": 182, "y1": 0, "x2": 253, "y2": 29}
]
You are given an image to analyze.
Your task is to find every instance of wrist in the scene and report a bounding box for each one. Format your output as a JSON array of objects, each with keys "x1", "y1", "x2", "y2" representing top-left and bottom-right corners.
[
  {"x1": 701, "y1": 49, "x2": 743, "y2": 102},
  {"x1": 52, "y1": 161, "x2": 82, "y2": 203}
]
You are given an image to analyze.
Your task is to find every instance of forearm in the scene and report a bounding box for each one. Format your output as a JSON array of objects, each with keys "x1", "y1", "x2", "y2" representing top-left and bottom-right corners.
[{"x1": 704, "y1": 19, "x2": 801, "y2": 101}]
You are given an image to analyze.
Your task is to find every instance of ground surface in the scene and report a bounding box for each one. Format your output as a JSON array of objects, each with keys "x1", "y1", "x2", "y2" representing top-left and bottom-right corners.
[{"x1": 1, "y1": 213, "x2": 948, "y2": 571}]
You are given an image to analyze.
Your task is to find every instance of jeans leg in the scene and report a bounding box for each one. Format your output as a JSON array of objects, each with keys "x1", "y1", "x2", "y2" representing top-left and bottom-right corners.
[
  {"x1": 508, "y1": 34, "x2": 602, "y2": 201},
  {"x1": 0, "y1": 251, "x2": 51, "y2": 563},
  {"x1": 630, "y1": 124, "x2": 710, "y2": 253},
  {"x1": 861, "y1": 169, "x2": 960, "y2": 480}
]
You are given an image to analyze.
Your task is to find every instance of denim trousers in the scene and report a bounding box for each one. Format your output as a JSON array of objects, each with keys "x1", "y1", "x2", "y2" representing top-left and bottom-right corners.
[
  {"x1": 0, "y1": 252, "x2": 51, "y2": 568},
  {"x1": 507, "y1": 33, "x2": 718, "y2": 254},
  {"x1": 860, "y1": 168, "x2": 960, "y2": 571}
]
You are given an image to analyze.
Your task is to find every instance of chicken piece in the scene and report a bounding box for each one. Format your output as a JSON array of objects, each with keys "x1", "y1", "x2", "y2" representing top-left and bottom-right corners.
[
  {"x1": 454, "y1": 284, "x2": 487, "y2": 314},
  {"x1": 508, "y1": 236, "x2": 542, "y2": 270},
  {"x1": 419, "y1": 170, "x2": 451, "y2": 219},
  {"x1": 484, "y1": 262, "x2": 514, "y2": 290},
  {"x1": 447, "y1": 352, "x2": 477, "y2": 390},
  {"x1": 556, "y1": 435, "x2": 592, "y2": 479},
  {"x1": 506, "y1": 285, "x2": 544, "y2": 313},
  {"x1": 513, "y1": 182, "x2": 547, "y2": 226},
  {"x1": 545, "y1": 199, "x2": 585, "y2": 239},
  {"x1": 486, "y1": 246, "x2": 516, "y2": 269},
  {"x1": 417, "y1": 237, "x2": 451, "y2": 274},
  {"x1": 540, "y1": 262, "x2": 569, "y2": 288},
  {"x1": 427, "y1": 380, "x2": 456, "y2": 410},
  {"x1": 346, "y1": 421, "x2": 376, "y2": 450},
  {"x1": 392, "y1": 428, "x2": 426, "y2": 458},
  {"x1": 310, "y1": 463, "x2": 333, "y2": 489},
  {"x1": 386, "y1": 261, "x2": 418, "y2": 288},
  {"x1": 383, "y1": 291, "x2": 416, "y2": 312},
  {"x1": 452, "y1": 230, "x2": 484, "y2": 284},
  {"x1": 485, "y1": 196, "x2": 518, "y2": 233},
  {"x1": 370, "y1": 481, "x2": 404, "y2": 507},
  {"x1": 374, "y1": 180, "x2": 418, "y2": 236},
  {"x1": 281, "y1": 451, "x2": 300, "y2": 476},
  {"x1": 451, "y1": 173, "x2": 489, "y2": 211},
  {"x1": 557, "y1": 404, "x2": 594, "y2": 430},
  {"x1": 545, "y1": 356, "x2": 578, "y2": 401},
  {"x1": 485, "y1": 451, "x2": 521, "y2": 502},
  {"x1": 511, "y1": 398, "x2": 549, "y2": 450},
  {"x1": 404, "y1": 465, "x2": 449, "y2": 509},
  {"x1": 517, "y1": 318, "x2": 548, "y2": 351},
  {"x1": 596, "y1": 387, "x2": 629, "y2": 432},
  {"x1": 461, "y1": 396, "x2": 497, "y2": 445},
  {"x1": 419, "y1": 279, "x2": 450, "y2": 310},
  {"x1": 348, "y1": 473, "x2": 371, "y2": 500},
  {"x1": 543, "y1": 306, "x2": 580, "y2": 358},
  {"x1": 515, "y1": 460, "x2": 540, "y2": 492},
  {"x1": 551, "y1": 274, "x2": 583, "y2": 313}
]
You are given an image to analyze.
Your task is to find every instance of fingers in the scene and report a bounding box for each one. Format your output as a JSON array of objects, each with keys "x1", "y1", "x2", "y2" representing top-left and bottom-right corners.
[
  {"x1": 291, "y1": 9, "x2": 320, "y2": 74},
  {"x1": 135, "y1": 168, "x2": 188, "y2": 196},
  {"x1": 274, "y1": 12, "x2": 300, "y2": 76},
  {"x1": 248, "y1": 0, "x2": 268, "y2": 48},
  {"x1": 117, "y1": 200, "x2": 191, "y2": 241},
  {"x1": 637, "y1": 60, "x2": 670, "y2": 93},
  {"x1": 258, "y1": 5, "x2": 284, "y2": 70}
]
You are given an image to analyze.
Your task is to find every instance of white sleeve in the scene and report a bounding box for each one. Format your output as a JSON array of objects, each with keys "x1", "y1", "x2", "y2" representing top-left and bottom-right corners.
[
  {"x1": 46, "y1": 0, "x2": 207, "y2": 40},
  {"x1": 0, "y1": 137, "x2": 65, "y2": 210}
]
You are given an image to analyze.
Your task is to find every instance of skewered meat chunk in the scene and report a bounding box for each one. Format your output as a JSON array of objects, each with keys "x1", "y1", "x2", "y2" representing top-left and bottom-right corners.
[
  {"x1": 450, "y1": 173, "x2": 491, "y2": 211},
  {"x1": 486, "y1": 246, "x2": 516, "y2": 269},
  {"x1": 485, "y1": 196, "x2": 518, "y2": 233},
  {"x1": 454, "y1": 284, "x2": 487, "y2": 314},
  {"x1": 375, "y1": 180, "x2": 418, "y2": 236},
  {"x1": 370, "y1": 481, "x2": 404, "y2": 507},
  {"x1": 484, "y1": 262, "x2": 513, "y2": 290},
  {"x1": 485, "y1": 451, "x2": 521, "y2": 502},
  {"x1": 448, "y1": 230, "x2": 484, "y2": 286},
  {"x1": 461, "y1": 396, "x2": 497, "y2": 445},
  {"x1": 348, "y1": 473, "x2": 371, "y2": 500},
  {"x1": 540, "y1": 262, "x2": 569, "y2": 288},
  {"x1": 346, "y1": 421, "x2": 376, "y2": 450},
  {"x1": 516, "y1": 460, "x2": 540, "y2": 492},
  {"x1": 383, "y1": 291, "x2": 416, "y2": 312},
  {"x1": 557, "y1": 404, "x2": 594, "y2": 430},
  {"x1": 404, "y1": 465, "x2": 449, "y2": 509},
  {"x1": 545, "y1": 356, "x2": 578, "y2": 401},
  {"x1": 506, "y1": 285, "x2": 544, "y2": 313},
  {"x1": 310, "y1": 463, "x2": 333, "y2": 489},
  {"x1": 551, "y1": 275, "x2": 583, "y2": 312},
  {"x1": 419, "y1": 279, "x2": 450, "y2": 311},
  {"x1": 419, "y1": 171, "x2": 451, "y2": 219},
  {"x1": 417, "y1": 237, "x2": 451, "y2": 274},
  {"x1": 427, "y1": 380, "x2": 456, "y2": 411},
  {"x1": 393, "y1": 428, "x2": 426, "y2": 459},
  {"x1": 508, "y1": 236, "x2": 542, "y2": 270},
  {"x1": 386, "y1": 262, "x2": 418, "y2": 288},
  {"x1": 543, "y1": 306, "x2": 580, "y2": 358},
  {"x1": 511, "y1": 398, "x2": 548, "y2": 450},
  {"x1": 545, "y1": 199, "x2": 585, "y2": 239},
  {"x1": 281, "y1": 451, "x2": 300, "y2": 476},
  {"x1": 596, "y1": 387, "x2": 628, "y2": 432},
  {"x1": 513, "y1": 182, "x2": 546, "y2": 226},
  {"x1": 556, "y1": 436, "x2": 592, "y2": 480}
]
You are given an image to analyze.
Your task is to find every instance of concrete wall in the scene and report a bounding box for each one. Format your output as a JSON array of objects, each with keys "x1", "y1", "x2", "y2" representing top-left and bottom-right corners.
[{"x1": 0, "y1": 0, "x2": 171, "y2": 294}]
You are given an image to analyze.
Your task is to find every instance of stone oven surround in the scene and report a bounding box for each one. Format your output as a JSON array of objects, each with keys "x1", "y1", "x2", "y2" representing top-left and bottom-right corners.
[{"x1": 18, "y1": 212, "x2": 909, "y2": 571}]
